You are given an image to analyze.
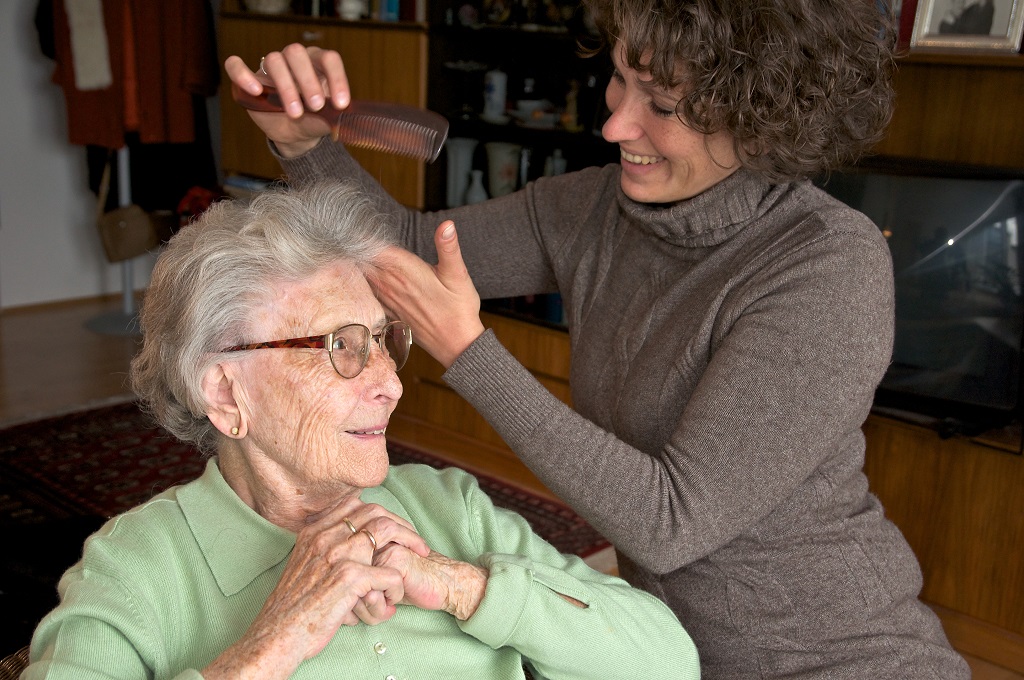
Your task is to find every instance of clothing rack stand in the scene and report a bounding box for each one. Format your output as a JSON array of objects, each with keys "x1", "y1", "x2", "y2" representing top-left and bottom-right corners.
[{"x1": 85, "y1": 146, "x2": 141, "y2": 336}]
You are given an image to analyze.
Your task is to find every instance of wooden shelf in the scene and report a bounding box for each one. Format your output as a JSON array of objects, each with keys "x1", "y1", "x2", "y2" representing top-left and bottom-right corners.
[
  {"x1": 875, "y1": 54, "x2": 1024, "y2": 168},
  {"x1": 899, "y1": 50, "x2": 1024, "y2": 69}
]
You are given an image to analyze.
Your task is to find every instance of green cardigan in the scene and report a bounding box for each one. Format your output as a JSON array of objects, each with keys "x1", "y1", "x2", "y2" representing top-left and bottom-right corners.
[{"x1": 26, "y1": 459, "x2": 699, "y2": 679}]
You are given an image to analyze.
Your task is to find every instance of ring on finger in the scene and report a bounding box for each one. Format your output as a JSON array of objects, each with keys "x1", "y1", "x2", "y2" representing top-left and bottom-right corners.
[
  {"x1": 258, "y1": 56, "x2": 267, "y2": 75},
  {"x1": 343, "y1": 517, "x2": 357, "y2": 534},
  {"x1": 360, "y1": 528, "x2": 377, "y2": 550}
]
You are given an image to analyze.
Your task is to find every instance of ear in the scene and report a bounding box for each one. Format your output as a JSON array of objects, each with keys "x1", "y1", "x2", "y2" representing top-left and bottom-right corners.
[{"x1": 202, "y1": 362, "x2": 248, "y2": 439}]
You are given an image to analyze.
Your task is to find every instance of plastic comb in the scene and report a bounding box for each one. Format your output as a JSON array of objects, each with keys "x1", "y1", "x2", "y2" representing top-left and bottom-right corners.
[{"x1": 232, "y1": 83, "x2": 449, "y2": 163}]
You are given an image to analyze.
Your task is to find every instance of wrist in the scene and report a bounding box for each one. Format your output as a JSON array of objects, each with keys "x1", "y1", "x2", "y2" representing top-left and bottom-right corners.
[
  {"x1": 445, "y1": 562, "x2": 489, "y2": 621},
  {"x1": 439, "y1": 322, "x2": 486, "y2": 369},
  {"x1": 271, "y1": 137, "x2": 323, "y2": 159},
  {"x1": 205, "y1": 634, "x2": 301, "y2": 680}
]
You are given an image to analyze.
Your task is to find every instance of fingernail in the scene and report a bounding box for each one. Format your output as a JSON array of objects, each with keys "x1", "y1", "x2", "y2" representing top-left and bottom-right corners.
[
  {"x1": 309, "y1": 94, "x2": 324, "y2": 111},
  {"x1": 288, "y1": 101, "x2": 304, "y2": 116},
  {"x1": 442, "y1": 224, "x2": 455, "y2": 240}
]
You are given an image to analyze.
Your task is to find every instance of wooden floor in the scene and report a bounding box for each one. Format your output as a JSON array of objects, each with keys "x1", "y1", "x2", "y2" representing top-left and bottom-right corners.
[{"x1": 1, "y1": 295, "x2": 1019, "y2": 679}]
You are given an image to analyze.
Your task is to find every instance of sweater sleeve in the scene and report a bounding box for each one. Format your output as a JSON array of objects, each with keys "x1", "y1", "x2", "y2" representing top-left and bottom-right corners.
[
  {"x1": 441, "y1": 472, "x2": 701, "y2": 679},
  {"x1": 24, "y1": 567, "x2": 201, "y2": 680},
  {"x1": 444, "y1": 226, "x2": 895, "y2": 574}
]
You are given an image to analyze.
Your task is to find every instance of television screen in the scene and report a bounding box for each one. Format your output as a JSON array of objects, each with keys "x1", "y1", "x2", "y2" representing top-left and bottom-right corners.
[{"x1": 816, "y1": 160, "x2": 1024, "y2": 434}]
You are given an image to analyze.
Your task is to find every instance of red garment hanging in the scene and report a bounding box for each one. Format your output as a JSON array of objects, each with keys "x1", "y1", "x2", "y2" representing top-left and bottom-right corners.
[{"x1": 49, "y1": 0, "x2": 218, "y2": 148}]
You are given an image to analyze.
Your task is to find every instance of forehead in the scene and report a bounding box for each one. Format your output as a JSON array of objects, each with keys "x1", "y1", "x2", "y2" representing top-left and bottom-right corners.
[
  {"x1": 252, "y1": 260, "x2": 383, "y2": 337},
  {"x1": 613, "y1": 41, "x2": 687, "y2": 92}
]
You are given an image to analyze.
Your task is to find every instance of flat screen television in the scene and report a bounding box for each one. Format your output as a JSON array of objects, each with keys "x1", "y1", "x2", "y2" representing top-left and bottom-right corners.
[{"x1": 815, "y1": 158, "x2": 1024, "y2": 437}]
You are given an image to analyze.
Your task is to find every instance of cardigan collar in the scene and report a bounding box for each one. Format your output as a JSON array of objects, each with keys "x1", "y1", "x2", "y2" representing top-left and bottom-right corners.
[
  {"x1": 617, "y1": 168, "x2": 786, "y2": 248},
  {"x1": 178, "y1": 458, "x2": 402, "y2": 597}
]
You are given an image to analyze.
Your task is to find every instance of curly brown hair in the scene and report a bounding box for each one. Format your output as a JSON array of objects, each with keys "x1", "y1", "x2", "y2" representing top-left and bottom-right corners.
[{"x1": 582, "y1": 0, "x2": 898, "y2": 181}]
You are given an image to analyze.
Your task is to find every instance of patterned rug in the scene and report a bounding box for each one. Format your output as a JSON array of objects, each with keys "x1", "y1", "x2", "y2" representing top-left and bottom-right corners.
[
  {"x1": 0, "y1": 401, "x2": 609, "y2": 556},
  {"x1": 0, "y1": 401, "x2": 610, "y2": 658}
]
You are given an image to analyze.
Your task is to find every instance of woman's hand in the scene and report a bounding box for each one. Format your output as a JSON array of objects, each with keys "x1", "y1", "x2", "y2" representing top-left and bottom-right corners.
[
  {"x1": 203, "y1": 499, "x2": 430, "y2": 679},
  {"x1": 374, "y1": 547, "x2": 489, "y2": 621},
  {"x1": 372, "y1": 221, "x2": 486, "y2": 368},
  {"x1": 223, "y1": 43, "x2": 351, "y2": 158}
]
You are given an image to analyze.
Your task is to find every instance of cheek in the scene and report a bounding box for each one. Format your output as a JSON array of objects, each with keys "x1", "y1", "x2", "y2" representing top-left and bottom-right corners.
[{"x1": 247, "y1": 357, "x2": 350, "y2": 444}]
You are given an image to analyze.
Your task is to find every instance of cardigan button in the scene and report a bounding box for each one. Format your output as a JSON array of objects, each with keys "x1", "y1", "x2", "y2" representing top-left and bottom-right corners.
[{"x1": 374, "y1": 641, "x2": 388, "y2": 655}]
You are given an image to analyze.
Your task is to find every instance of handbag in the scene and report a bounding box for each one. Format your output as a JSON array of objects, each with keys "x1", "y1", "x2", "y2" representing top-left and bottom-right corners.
[{"x1": 95, "y1": 153, "x2": 159, "y2": 263}]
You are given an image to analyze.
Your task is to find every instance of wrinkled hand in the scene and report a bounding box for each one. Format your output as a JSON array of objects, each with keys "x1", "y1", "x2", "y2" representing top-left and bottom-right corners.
[
  {"x1": 203, "y1": 498, "x2": 430, "y2": 679},
  {"x1": 374, "y1": 547, "x2": 489, "y2": 621},
  {"x1": 371, "y1": 220, "x2": 486, "y2": 368},
  {"x1": 223, "y1": 43, "x2": 350, "y2": 157}
]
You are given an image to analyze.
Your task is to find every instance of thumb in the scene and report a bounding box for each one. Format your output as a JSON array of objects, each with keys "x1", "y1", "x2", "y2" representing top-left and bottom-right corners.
[{"x1": 434, "y1": 220, "x2": 470, "y2": 286}]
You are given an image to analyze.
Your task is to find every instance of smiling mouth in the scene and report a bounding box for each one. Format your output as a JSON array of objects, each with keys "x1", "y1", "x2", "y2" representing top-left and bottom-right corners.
[
  {"x1": 349, "y1": 427, "x2": 387, "y2": 436},
  {"x1": 621, "y1": 150, "x2": 662, "y2": 165}
]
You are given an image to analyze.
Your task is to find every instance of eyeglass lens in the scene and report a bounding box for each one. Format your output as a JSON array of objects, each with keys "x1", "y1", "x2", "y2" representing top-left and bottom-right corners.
[{"x1": 330, "y1": 323, "x2": 411, "y2": 378}]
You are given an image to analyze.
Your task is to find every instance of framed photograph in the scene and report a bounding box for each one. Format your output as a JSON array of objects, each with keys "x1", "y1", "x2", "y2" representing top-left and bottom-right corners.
[
  {"x1": 911, "y1": 0, "x2": 1024, "y2": 52},
  {"x1": 898, "y1": 0, "x2": 921, "y2": 49}
]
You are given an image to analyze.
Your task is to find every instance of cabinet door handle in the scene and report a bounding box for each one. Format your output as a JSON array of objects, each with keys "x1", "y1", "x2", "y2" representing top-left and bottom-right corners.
[{"x1": 301, "y1": 30, "x2": 323, "y2": 42}]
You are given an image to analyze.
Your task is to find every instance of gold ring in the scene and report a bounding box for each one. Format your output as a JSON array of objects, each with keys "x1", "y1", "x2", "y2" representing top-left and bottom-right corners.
[
  {"x1": 360, "y1": 528, "x2": 377, "y2": 550},
  {"x1": 343, "y1": 517, "x2": 357, "y2": 534}
]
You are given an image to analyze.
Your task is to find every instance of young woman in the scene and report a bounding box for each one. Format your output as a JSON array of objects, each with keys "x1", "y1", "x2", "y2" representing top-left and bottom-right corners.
[{"x1": 224, "y1": 1, "x2": 971, "y2": 676}]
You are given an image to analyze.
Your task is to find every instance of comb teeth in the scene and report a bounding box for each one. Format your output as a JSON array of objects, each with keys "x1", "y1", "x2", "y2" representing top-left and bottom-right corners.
[
  {"x1": 336, "y1": 114, "x2": 443, "y2": 163},
  {"x1": 230, "y1": 85, "x2": 449, "y2": 163}
]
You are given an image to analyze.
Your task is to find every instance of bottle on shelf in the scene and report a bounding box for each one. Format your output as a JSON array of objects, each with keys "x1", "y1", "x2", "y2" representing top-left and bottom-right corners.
[
  {"x1": 465, "y1": 169, "x2": 489, "y2": 204},
  {"x1": 482, "y1": 69, "x2": 509, "y2": 123},
  {"x1": 544, "y1": 148, "x2": 567, "y2": 176},
  {"x1": 445, "y1": 137, "x2": 479, "y2": 207}
]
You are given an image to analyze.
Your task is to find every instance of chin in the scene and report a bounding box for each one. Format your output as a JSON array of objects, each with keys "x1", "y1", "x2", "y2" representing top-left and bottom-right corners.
[
  {"x1": 335, "y1": 441, "x2": 391, "y2": 490},
  {"x1": 621, "y1": 181, "x2": 676, "y2": 204},
  {"x1": 364, "y1": 444, "x2": 392, "y2": 485}
]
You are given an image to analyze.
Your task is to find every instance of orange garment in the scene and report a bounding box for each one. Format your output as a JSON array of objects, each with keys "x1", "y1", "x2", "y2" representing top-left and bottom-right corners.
[{"x1": 50, "y1": 0, "x2": 218, "y2": 148}]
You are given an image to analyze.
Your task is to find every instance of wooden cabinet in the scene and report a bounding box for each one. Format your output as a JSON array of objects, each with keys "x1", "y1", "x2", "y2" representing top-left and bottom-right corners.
[
  {"x1": 863, "y1": 415, "x2": 1024, "y2": 673},
  {"x1": 876, "y1": 53, "x2": 1024, "y2": 167},
  {"x1": 217, "y1": 11, "x2": 428, "y2": 207},
  {"x1": 422, "y1": 23, "x2": 618, "y2": 208}
]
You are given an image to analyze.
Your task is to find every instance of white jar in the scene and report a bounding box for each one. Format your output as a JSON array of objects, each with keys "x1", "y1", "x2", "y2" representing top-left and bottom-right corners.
[
  {"x1": 337, "y1": 0, "x2": 365, "y2": 20},
  {"x1": 482, "y1": 69, "x2": 508, "y2": 121}
]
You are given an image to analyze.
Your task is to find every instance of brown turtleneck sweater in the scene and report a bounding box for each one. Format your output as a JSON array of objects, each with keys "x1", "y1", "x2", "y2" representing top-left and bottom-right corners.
[{"x1": 283, "y1": 140, "x2": 969, "y2": 679}]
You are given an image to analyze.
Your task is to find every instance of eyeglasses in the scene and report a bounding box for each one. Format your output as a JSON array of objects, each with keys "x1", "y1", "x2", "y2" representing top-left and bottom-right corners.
[{"x1": 221, "y1": 321, "x2": 412, "y2": 379}]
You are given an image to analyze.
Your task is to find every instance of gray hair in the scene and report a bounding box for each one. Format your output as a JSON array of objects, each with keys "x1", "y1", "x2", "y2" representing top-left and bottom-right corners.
[{"x1": 130, "y1": 180, "x2": 394, "y2": 454}]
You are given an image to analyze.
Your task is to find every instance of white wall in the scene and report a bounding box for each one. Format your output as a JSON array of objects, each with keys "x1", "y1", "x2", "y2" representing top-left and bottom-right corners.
[{"x1": 0, "y1": 0, "x2": 212, "y2": 310}]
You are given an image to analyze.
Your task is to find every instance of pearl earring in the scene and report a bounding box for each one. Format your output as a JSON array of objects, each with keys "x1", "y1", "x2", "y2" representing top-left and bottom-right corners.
[{"x1": 231, "y1": 427, "x2": 239, "y2": 436}]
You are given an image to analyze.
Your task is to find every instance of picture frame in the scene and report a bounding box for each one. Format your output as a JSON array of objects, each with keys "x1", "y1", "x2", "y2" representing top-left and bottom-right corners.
[
  {"x1": 898, "y1": 0, "x2": 921, "y2": 49},
  {"x1": 911, "y1": 0, "x2": 1024, "y2": 52}
]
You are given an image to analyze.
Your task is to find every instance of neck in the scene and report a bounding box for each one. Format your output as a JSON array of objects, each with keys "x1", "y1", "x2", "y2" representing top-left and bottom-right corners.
[{"x1": 217, "y1": 441, "x2": 361, "y2": 533}]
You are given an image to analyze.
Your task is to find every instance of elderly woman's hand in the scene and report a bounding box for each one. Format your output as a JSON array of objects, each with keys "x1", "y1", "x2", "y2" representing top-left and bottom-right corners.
[
  {"x1": 374, "y1": 547, "x2": 489, "y2": 621},
  {"x1": 202, "y1": 499, "x2": 431, "y2": 679},
  {"x1": 223, "y1": 43, "x2": 350, "y2": 158},
  {"x1": 372, "y1": 220, "x2": 486, "y2": 368}
]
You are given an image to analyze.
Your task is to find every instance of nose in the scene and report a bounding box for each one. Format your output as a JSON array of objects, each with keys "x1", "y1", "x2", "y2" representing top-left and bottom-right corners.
[
  {"x1": 361, "y1": 343, "x2": 404, "y2": 402},
  {"x1": 601, "y1": 81, "x2": 641, "y2": 144}
]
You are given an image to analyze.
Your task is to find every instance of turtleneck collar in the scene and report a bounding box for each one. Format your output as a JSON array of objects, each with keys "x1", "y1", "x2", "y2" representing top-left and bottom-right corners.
[{"x1": 617, "y1": 168, "x2": 788, "y2": 248}]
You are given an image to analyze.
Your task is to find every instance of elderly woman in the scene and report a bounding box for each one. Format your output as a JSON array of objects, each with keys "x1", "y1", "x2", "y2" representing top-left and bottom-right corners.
[{"x1": 24, "y1": 181, "x2": 698, "y2": 679}]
